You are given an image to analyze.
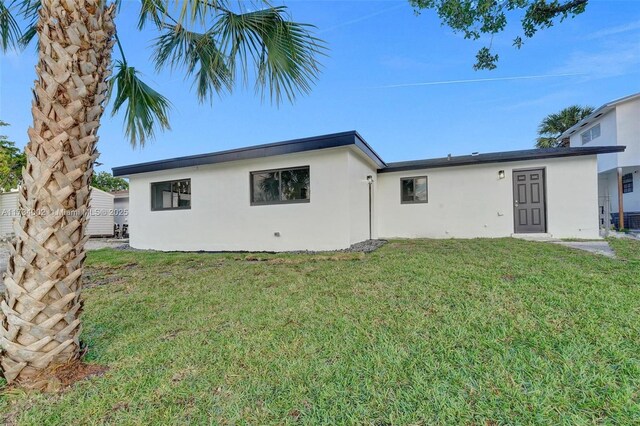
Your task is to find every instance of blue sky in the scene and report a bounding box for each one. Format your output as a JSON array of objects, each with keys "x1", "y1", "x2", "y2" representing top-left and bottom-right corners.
[{"x1": 1, "y1": 0, "x2": 639, "y2": 173}]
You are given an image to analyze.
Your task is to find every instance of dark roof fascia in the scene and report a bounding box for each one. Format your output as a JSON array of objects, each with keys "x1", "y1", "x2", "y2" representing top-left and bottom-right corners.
[
  {"x1": 353, "y1": 131, "x2": 387, "y2": 168},
  {"x1": 113, "y1": 131, "x2": 385, "y2": 177},
  {"x1": 113, "y1": 132, "x2": 623, "y2": 177},
  {"x1": 378, "y1": 146, "x2": 626, "y2": 173}
]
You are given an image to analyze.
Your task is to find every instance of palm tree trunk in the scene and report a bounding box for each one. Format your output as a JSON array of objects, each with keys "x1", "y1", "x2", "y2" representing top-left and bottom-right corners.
[{"x1": 1, "y1": 0, "x2": 115, "y2": 389}]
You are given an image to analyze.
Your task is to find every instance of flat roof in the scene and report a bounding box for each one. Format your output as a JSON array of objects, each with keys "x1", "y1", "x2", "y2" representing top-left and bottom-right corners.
[
  {"x1": 379, "y1": 145, "x2": 626, "y2": 173},
  {"x1": 113, "y1": 131, "x2": 386, "y2": 177},
  {"x1": 112, "y1": 131, "x2": 626, "y2": 177}
]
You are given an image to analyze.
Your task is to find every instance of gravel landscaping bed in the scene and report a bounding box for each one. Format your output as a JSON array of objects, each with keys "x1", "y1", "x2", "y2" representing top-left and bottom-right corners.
[{"x1": 332, "y1": 239, "x2": 387, "y2": 253}]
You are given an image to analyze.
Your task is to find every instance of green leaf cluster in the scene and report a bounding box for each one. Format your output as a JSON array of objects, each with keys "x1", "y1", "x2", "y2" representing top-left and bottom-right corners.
[
  {"x1": 410, "y1": 0, "x2": 588, "y2": 69},
  {"x1": 91, "y1": 171, "x2": 129, "y2": 193},
  {"x1": 1, "y1": 0, "x2": 325, "y2": 147},
  {"x1": 536, "y1": 105, "x2": 594, "y2": 148},
  {"x1": 0, "y1": 120, "x2": 26, "y2": 192}
]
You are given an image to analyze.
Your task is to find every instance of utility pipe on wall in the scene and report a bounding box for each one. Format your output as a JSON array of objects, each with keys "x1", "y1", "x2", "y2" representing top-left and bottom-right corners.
[{"x1": 367, "y1": 175, "x2": 374, "y2": 240}]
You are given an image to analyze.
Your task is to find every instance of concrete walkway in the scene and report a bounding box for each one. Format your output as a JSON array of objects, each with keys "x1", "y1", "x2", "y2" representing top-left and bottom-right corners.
[
  {"x1": 514, "y1": 234, "x2": 617, "y2": 258},
  {"x1": 553, "y1": 240, "x2": 616, "y2": 258}
]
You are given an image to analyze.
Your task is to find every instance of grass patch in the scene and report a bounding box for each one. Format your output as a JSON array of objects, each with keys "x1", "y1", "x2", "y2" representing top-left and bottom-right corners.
[
  {"x1": 1, "y1": 238, "x2": 639, "y2": 424},
  {"x1": 608, "y1": 237, "x2": 640, "y2": 262}
]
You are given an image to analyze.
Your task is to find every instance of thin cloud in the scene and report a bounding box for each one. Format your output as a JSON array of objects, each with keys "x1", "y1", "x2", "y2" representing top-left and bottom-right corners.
[
  {"x1": 497, "y1": 89, "x2": 582, "y2": 112},
  {"x1": 584, "y1": 20, "x2": 640, "y2": 40},
  {"x1": 553, "y1": 40, "x2": 640, "y2": 79},
  {"x1": 373, "y1": 73, "x2": 585, "y2": 89},
  {"x1": 317, "y1": 4, "x2": 405, "y2": 34}
]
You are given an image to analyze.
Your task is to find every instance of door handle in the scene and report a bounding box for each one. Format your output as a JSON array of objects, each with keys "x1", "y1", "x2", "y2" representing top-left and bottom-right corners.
[{"x1": 514, "y1": 200, "x2": 519, "y2": 207}]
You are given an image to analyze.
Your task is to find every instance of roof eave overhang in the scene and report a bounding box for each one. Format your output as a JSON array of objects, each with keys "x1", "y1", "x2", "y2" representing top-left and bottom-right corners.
[
  {"x1": 378, "y1": 146, "x2": 626, "y2": 174},
  {"x1": 557, "y1": 91, "x2": 640, "y2": 141},
  {"x1": 113, "y1": 131, "x2": 385, "y2": 177},
  {"x1": 556, "y1": 105, "x2": 613, "y2": 141}
]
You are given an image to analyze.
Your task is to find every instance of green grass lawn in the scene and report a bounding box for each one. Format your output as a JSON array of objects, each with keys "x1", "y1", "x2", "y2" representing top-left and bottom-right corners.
[{"x1": 1, "y1": 238, "x2": 639, "y2": 424}]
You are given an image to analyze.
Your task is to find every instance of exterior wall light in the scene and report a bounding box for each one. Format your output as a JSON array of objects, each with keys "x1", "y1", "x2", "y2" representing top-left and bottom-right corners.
[
  {"x1": 498, "y1": 170, "x2": 505, "y2": 179},
  {"x1": 366, "y1": 175, "x2": 374, "y2": 184}
]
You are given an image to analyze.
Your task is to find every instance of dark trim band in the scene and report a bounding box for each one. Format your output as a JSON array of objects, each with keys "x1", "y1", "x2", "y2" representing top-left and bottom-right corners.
[
  {"x1": 113, "y1": 131, "x2": 625, "y2": 177},
  {"x1": 379, "y1": 145, "x2": 625, "y2": 173},
  {"x1": 114, "y1": 131, "x2": 386, "y2": 177}
]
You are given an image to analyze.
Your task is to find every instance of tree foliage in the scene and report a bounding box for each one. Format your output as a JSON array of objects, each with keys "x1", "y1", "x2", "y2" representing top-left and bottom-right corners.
[
  {"x1": 1, "y1": 0, "x2": 325, "y2": 147},
  {"x1": 91, "y1": 171, "x2": 129, "y2": 192},
  {"x1": 0, "y1": 120, "x2": 26, "y2": 192},
  {"x1": 410, "y1": 0, "x2": 589, "y2": 69},
  {"x1": 536, "y1": 105, "x2": 594, "y2": 148}
]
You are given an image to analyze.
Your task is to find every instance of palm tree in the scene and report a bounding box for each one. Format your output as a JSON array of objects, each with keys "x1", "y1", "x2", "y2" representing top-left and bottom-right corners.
[
  {"x1": 0, "y1": 0, "x2": 323, "y2": 389},
  {"x1": 536, "y1": 105, "x2": 594, "y2": 148}
]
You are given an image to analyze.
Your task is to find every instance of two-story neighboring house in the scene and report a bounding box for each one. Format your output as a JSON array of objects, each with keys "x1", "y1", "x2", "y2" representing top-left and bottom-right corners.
[{"x1": 559, "y1": 92, "x2": 640, "y2": 230}]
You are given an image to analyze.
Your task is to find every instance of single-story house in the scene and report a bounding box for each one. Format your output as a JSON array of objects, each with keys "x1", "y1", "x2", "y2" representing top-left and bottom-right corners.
[
  {"x1": 0, "y1": 186, "x2": 115, "y2": 239},
  {"x1": 112, "y1": 131, "x2": 624, "y2": 252}
]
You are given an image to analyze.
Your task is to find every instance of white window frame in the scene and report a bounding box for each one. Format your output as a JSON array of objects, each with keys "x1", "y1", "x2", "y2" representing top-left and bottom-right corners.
[{"x1": 581, "y1": 123, "x2": 601, "y2": 145}]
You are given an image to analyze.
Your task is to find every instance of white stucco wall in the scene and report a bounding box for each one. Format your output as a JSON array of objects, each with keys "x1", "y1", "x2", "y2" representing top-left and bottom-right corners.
[
  {"x1": 347, "y1": 151, "x2": 378, "y2": 243},
  {"x1": 376, "y1": 155, "x2": 600, "y2": 239},
  {"x1": 615, "y1": 100, "x2": 640, "y2": 169},
  {"x1": 569, "y1": 110, "x2": 618, "y2": 173},
  {"x1": 600, "y1": 167, "x2": 640, "y2": 214},
  {"x1": 128, "y1": 147, "x2": 375, "y2": 252},
  {"x1": 568, "y1": 97, "x2": 640, "y2": 174},
  {"x1": 625, "y1": 168, "x2": 640, "y2": 212}
]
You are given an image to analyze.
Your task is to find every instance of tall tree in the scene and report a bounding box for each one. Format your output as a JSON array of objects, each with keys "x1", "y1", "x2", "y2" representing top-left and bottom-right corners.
[
  {"x1": 0, "y1": 121, "x2": 26, "y2": 192},
  {"x1": 0, "y1": 0, "x2": 323, "y2": 389},
  {"x1": 410, "y1": 0, "x2": 589, "y2": 69},
  {"x1": 536, "y1": 105, "x2": 594, "y2": 148},
  {"x1": 91, "y1": 171, "x2": 128, "y2": 192}
]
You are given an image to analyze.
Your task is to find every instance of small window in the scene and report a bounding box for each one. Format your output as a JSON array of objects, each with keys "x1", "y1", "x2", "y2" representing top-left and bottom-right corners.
[
  {"x1": 401, "y1": 176, "x2": 428, "y2": 204},
  {"x1": 151, "y1": 179, "x2": 191, "y2": 210},
  {"x1": 622, "y1": 173, "x2": 633, "y2": 194},
  {"x1": 581, "y1": 123, "x2": 601, "y2": 145},
  {"x1": 251, "y1": 166, "x2": 310, "y2": 205}
]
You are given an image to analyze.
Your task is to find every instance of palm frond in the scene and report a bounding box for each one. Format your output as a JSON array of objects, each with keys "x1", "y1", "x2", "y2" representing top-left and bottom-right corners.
[
  {"x1": 18, "y1": 21, "x2": 36, "y2": 47},
  {"x1": 175, "y1": 0, "x2": 228, "y2": 27},
  {"x1": 11, "y1": 0, "x2": 40, "y2": 48},
  {"x1": 152, "y1": 23, "x2": 232, "y2": 102},
  {"x1": 535, "y1": 104, "x2": 595, "y2": 148},
  {"x1": 0, "y1": 1, "x2": 21, "y2": 51},
  {"x1": 215, "y1": 6, "x2": 325, "y2": 104},
  {"x1": 137, "y1": 0, "x2": 166, "y2": 29},
  {"x1": 110, "y1": 61, "x2": 171, "y2": 147}
]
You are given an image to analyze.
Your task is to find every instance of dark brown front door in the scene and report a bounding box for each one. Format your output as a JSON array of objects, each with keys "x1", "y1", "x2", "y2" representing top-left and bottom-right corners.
[{"x1": 513, "y1": 169, "x2": 546, "y2": 233}]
